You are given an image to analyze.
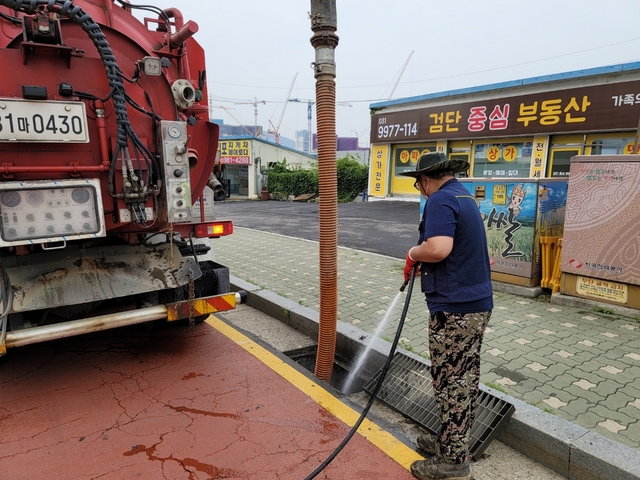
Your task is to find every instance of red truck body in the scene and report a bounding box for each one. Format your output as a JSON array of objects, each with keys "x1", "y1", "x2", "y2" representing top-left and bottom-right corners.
[{"x1": 0, "y1": 0, "x2": 236, "y2": 354}]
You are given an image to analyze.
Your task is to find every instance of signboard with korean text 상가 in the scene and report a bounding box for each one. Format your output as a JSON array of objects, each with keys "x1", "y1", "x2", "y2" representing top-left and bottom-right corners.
[
  {"x1": 370, "y1": 80, "x2": 640, "y2": 143},
  {"x1": 369, "y1": 145, "x2": 389, "y2": 197},
  {"x1": 472, "y1": 142, "x2": 532, "y2": 178}
]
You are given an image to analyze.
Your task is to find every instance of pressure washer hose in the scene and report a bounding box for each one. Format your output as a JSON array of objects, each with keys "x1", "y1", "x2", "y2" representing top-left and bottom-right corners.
[{"x1": 304, "y1": 265, "x2": 418, "y2": 479}]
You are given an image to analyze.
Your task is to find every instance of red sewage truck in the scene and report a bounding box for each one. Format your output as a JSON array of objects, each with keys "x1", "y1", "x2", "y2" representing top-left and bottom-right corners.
[{"x1": 0, "y1": 0, "x2": 238, "y2": 355}]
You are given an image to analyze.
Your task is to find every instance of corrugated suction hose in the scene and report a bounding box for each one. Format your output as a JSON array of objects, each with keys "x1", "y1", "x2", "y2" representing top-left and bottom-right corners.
[{"x1": 314, "y1": 78, "x2": 338, "y2": 382}]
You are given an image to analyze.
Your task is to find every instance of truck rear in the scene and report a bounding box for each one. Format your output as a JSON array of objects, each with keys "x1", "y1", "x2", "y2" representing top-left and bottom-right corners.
[{"x1": 0, "y1": 0, "x2": 237, "y2": 355}]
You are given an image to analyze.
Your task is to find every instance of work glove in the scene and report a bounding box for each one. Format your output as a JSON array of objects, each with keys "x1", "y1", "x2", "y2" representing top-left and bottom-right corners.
[{"x1": 403, "y1": 249, "x2": 420, "y2": 283}]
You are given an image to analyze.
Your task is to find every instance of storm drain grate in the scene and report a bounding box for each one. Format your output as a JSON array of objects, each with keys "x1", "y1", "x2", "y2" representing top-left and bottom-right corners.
[{"x1": 363, "y1": 352, "x2": 515, "y2": 460}]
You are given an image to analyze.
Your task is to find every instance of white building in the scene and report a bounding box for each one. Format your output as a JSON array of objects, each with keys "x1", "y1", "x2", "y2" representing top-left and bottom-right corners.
[{"x1": 217, "y1": 136, "x2": 317, "y2": 198}]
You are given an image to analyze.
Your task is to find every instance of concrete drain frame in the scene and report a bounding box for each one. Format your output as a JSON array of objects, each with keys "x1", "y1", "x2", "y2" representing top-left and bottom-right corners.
[
  {"x1": 284, "y1": 345, "x2": 367, "y2": 393},
  {"x1": 283, "y1": 346, "x2": 514, "y2": 461},
  {"x1": 363, "y1": 352, "x2": 515, "y2": 460}
]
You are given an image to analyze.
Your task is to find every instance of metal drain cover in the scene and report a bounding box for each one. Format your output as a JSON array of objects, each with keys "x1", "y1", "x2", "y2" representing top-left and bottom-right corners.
[{"x1": 363, "y1": 352, "x2": 515, "y2": 460}]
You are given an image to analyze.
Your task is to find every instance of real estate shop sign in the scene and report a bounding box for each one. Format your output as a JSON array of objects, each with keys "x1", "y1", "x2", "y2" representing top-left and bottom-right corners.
[{"x1": 371, "y1": 80, "x2": 640, "y2": 143}]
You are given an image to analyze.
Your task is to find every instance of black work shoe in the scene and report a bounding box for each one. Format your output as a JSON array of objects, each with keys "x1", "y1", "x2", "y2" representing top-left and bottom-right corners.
[
  {"x1": 410, "y1": 456, "x2": 471, "y2": 480},
  {"x1": 417, "y1": 433, "x2": 438, "y2": 456}
]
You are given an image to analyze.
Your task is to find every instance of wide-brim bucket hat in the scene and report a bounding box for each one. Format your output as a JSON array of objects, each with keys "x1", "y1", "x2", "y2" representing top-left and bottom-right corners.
[{"x1": 398, "y1": 152, "x2": 469, "y2": 178}]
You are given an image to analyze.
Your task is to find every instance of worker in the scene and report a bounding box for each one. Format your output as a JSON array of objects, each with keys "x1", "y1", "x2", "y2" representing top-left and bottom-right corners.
[{"x1": 401, "y1": 153, "x2": 493, "y2": 480}]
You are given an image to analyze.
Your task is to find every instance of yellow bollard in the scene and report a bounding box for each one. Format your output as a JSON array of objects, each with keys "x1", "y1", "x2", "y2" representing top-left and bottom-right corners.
[
  {"x1": 550, "y1": 238, "x2": 563, "y2": 294},
  {"x1": 540, "y1": 236, "x2": 560, "y2": 289}
]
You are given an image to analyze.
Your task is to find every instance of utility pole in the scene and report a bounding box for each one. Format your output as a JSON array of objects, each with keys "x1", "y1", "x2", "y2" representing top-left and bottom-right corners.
[
  {"x1": 289, "y1": 98, "x2": 351, "y2": 152},
  {"x1": 289, "y1": 98, "x2": 314, "y2": 152},
  {"x1": 351, "y1": 130, "x2": 359, "y2": 149}
]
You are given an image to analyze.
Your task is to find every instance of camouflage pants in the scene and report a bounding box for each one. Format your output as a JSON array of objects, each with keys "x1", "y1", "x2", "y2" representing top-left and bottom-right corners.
[{"x1": 428, "y1": 310, "x2": 491, "y2": 464}]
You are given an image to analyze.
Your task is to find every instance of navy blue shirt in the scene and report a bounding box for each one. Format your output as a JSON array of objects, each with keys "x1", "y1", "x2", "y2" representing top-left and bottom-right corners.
[{"x1": 418, "y1": 178, "x2": 493, "y2": 313}]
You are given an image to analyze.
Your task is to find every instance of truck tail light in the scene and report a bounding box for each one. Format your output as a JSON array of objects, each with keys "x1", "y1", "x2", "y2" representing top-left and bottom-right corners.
[{"x1": 194, "y1": 221, "x2": 233, "y2": 238}]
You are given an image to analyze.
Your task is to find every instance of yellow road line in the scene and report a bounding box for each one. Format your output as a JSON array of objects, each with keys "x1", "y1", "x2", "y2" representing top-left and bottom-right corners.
[{"x1": 207, "y1": 315, "x2": 423, "y2": 470}]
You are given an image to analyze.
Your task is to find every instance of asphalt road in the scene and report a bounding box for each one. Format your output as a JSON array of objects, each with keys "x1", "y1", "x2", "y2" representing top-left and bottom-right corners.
[{"x1": 214, "y1": 199, "x2": 422, "y2": 259}]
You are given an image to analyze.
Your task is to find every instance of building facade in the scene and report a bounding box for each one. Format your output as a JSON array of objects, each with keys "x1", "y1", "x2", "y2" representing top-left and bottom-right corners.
[
  {"x1": 368, "y1": 61, "x2": 640, "y2": 198},
  {"x1": 367, "y1": 62, "x2": 640, "y2": 306},
  {"x1": 217, "y1": 136, "x2": 316, "y2": 199}
]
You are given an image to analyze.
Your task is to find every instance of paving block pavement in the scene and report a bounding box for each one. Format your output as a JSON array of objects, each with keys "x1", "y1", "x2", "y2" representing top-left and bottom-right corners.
[{"x1": 214, "y1": 227, "x2": 640, "y2": 455}]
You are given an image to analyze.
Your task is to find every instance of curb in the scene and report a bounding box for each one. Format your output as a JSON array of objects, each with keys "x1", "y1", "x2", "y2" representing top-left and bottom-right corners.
[
  {"x1": 491, "y1": 281, "x2": 543, "y2": 298},
  {"x1": 551, "y1": 292, "x2": 640, "y2": 319},
  {"x1": 230, "y1": 275, "x2": 640, "y2": 480}
]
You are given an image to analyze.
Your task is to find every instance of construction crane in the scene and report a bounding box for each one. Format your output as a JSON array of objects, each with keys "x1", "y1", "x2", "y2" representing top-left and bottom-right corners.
[
  {"x1": 233, "y1": 97, "x2": 266, "y2": 131},
  {"x1": 269, "y1": 73, "x2": 298, "y2": 144},
  {"x1": 388, "y1": 50, "x2": 414, "y2": 99},
  {"x1": 289, "y1": 98, "x2": 352, "y2": 152},
  {"x1": 210, "y1": 104, "x2": 255, "y2": 136}
]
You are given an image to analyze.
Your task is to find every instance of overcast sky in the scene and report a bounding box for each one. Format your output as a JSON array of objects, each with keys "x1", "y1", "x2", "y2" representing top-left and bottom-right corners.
[{"x1": 137, "y1": 1, "x2": 640, "y2": 147}]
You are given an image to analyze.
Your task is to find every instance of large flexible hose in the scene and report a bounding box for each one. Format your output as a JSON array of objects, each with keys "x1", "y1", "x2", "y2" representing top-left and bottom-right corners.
[
  {"x1": 305, "y1": 265, "x2": 418, "y2": 479},
  {"x1": 310, "y1": 0, "x2": 339, "y2": 384},
  {"x1": 314, "y1": 77, "x2": 338, "y2": 382}
]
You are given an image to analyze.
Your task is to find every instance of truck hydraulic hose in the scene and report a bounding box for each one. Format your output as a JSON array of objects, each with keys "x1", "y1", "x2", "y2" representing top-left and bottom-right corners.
[
  {"x1": 304, "y1": 264, "x2": 418, "y2": 479},
  {"x1": 0, "y1": 260, "x2": 14, "y2": 356},
  {"x1": 0, "y1": 0, "x2": 159, "y2": 224}
]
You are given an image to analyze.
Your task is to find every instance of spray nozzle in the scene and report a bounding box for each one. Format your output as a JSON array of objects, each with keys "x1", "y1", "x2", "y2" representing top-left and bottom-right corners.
[{"x1": 399, "y1": 263, "x2": 419, "y2": 292}]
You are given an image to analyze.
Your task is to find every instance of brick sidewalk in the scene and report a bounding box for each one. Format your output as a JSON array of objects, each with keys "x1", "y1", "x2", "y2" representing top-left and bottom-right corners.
[{"x1": 214, "y1": 227, "x2": 640, "y2": 451}]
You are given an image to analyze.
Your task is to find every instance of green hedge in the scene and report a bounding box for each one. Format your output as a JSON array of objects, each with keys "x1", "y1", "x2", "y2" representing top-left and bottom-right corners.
[
  {"x1": 336, "y1": 155, "x2": 368, "y2": 202},
  {"x1": 267, "y1": 169, "x2": 318, "y2": 197},
  {"x1": 266, "y1": 155, "x2": 368, "y2": 203}
]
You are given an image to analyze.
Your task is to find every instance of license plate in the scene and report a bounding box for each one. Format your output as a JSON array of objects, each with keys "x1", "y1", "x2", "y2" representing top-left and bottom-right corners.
[{"x1": 0, "y1": 98, "x2": 89, "y2": 143}]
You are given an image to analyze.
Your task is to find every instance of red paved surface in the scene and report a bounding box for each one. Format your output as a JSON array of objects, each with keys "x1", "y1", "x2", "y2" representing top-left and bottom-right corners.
[{"x1": 0, "y1": 320, "x2": 416, "y2": 479}]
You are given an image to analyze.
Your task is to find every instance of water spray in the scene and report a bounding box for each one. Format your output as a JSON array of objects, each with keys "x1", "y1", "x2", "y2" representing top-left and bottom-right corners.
[
  {"x1": 343, "y1": 290, "x2": 403, "y2": 394},
  {"x1": 304, "y1": 265, "x2": 418, "y2": 479}
]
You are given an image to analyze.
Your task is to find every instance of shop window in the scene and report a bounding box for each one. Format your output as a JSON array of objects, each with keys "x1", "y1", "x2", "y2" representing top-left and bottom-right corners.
[
  {"x1": 587, "y1": 136, "x2": 637, "y2": 155},
  {"x1": 472, "y1": 141, "x2": 532, "y2": 178},
  {"x1": 239, "y1": 168, "x2": 249, "y2": 195},
  {"x1": 393, "y1": 144, "x2": 436, "y2": 177},
  {"x1": 549, "y1": 148, "x2": 580, "y2": 177},
  {"x1": 225, "y1": 165, "x2": 249, "y2": 196},
  {"x1": 225, "y1": 165, "x2": 240, "y2": 195},
  {"x1": 449, "y1": 153, "x2": 470, "y2": 178}
]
